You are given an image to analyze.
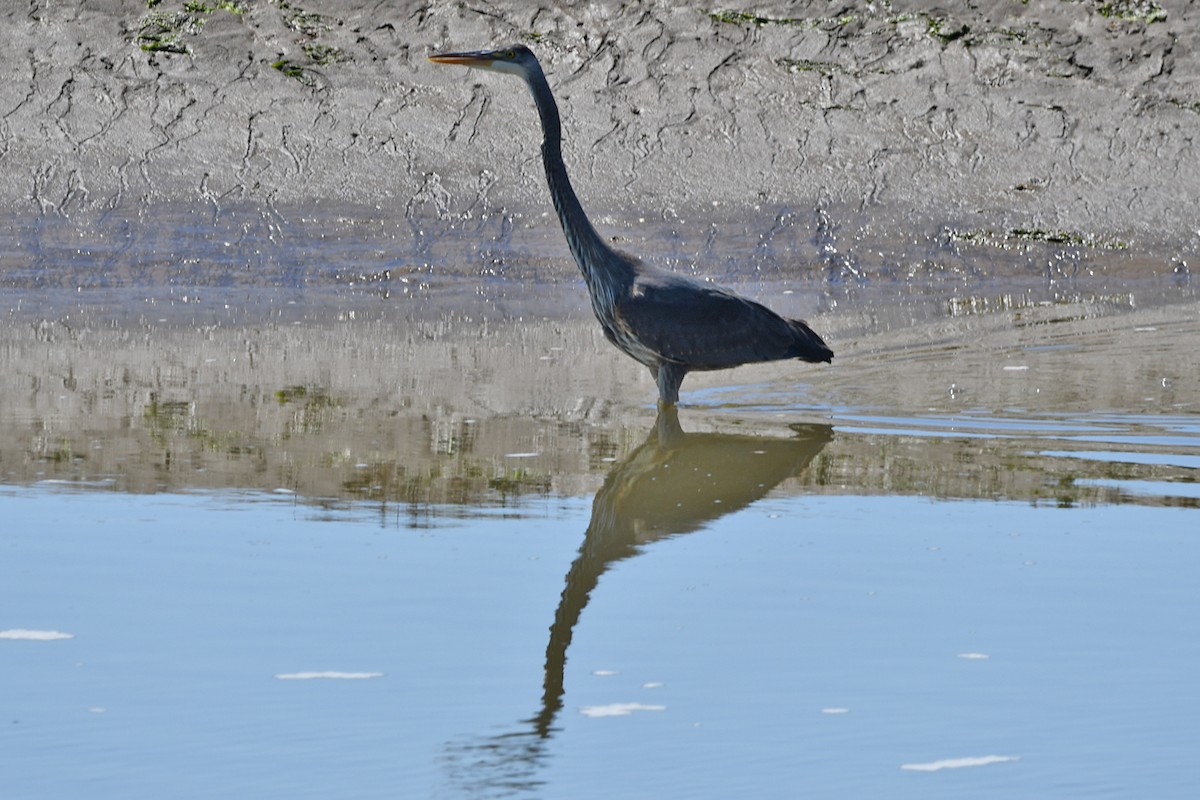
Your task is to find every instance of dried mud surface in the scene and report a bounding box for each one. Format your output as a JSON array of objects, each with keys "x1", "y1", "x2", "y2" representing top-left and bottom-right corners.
[{"x1": 1, "y1": 0, "x2": 1198, "y2": 249}]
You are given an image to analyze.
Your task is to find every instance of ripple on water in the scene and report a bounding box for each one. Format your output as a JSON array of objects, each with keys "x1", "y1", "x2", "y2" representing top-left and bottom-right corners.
[
  {"x1": 0, "y1": 629, "x2": 74, "y2": 640},
  {"x1": 901, "y1": 755, "x2": 1021, "y2": 772},
  {"x1": 579, "y1": 703, "x2": 667, "y2": 718},
  {"x1": 274, "y1": 671, "x2": 385, "y2": 680}
]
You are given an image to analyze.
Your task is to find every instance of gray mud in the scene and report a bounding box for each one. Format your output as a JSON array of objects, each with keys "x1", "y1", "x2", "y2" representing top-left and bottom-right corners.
[{"x1": 2, "y1": 0, "x2": 1198, "y2": 253}]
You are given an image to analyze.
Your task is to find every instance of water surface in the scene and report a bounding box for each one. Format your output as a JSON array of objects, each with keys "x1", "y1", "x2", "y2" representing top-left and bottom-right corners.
[{"x1": 2, "y1": 207, "x2": 1198, "y2": 798}]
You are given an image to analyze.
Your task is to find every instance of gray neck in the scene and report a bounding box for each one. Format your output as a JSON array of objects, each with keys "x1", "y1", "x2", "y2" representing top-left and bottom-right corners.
[{"x1": 523, "y1": 67, "x2": 625, "y2": 289}]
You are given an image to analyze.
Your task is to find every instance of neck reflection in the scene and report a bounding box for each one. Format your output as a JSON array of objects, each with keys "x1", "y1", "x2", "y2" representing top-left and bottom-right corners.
[
  {"x1": 533, "y1": 406, "x2": 832, "y2": 736},
  {"x1": 441, "y1": 409, "x2": 832, "y2": 795}
]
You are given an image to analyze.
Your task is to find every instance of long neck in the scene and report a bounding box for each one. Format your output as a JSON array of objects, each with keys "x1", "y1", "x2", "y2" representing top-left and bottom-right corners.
[{"x1": 523, "y1": 69, "x2": 623, "y2": 288}]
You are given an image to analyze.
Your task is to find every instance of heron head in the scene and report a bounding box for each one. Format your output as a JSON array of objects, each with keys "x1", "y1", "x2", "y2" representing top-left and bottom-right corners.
[{"x1": 428, "y1": 45, "x2": 541, "y2": 79}]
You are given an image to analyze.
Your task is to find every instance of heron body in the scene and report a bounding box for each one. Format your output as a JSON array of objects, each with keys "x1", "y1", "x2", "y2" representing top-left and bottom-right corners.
[{"x1": 429, "y1": 45, "x2": 833, "y2": 406}]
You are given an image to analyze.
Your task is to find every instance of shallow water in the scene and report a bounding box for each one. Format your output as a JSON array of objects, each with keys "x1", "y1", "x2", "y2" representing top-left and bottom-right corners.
[
  {"x1": 2, "y1": 207, "x2": 1198, "y2": 798},
  {"x1": 4, "y1": 482, "x2": 1198, "y2": 798}
]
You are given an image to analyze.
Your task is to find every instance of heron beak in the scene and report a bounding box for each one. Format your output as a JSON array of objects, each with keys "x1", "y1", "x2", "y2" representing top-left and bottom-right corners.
[{"x1": 427, "y1": 50, "x2": 496, "y2": 69}]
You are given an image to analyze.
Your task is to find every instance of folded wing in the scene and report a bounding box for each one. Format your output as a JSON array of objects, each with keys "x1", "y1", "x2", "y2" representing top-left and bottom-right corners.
[{"x1": 613, "y1": 272, "x2": 833, "y2": 371}]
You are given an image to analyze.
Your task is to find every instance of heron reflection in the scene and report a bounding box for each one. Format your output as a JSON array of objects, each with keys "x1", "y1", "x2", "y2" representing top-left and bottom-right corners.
[
  {"x1": 442, "y1": 408, "x2": 831, "y2": 794},
  {"x1": 532, "y1": 407, "x2": 832, "y2": 736}
]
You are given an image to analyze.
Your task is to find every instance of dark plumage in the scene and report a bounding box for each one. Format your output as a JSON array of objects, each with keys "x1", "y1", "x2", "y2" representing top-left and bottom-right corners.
[{"x1": 429, "y1": 45, "x2": 832, "y2": 406}]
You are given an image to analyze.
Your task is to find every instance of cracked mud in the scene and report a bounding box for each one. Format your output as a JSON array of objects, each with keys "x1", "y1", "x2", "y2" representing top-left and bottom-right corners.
[{"x1": 1, "y1": 0, "x2": 1197, "y2": 254}]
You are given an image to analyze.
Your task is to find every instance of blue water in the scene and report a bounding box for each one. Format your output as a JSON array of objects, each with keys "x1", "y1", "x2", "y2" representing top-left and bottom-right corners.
[
  {"x1": 3, "y1": 188, "x2": 1198, "y2": 800},
  {"x1": 3, "y1": 485, "x2": 1197, "y2": 799}
]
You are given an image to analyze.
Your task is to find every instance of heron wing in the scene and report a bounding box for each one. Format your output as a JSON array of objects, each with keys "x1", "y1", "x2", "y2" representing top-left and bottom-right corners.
[{"x1": 613, "y1": 273, "x2": 808, "y2": 370}]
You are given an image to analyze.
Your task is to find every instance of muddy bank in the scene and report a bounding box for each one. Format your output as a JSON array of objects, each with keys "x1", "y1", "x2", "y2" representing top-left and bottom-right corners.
[{"x1": 2, "y1": 0, "x2": 1198, "y2": 252}]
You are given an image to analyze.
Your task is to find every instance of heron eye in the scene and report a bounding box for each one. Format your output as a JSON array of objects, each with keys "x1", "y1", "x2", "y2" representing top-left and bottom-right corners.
[{"x1": 505, "y1": 50, "x2": 515, "y2": 58}]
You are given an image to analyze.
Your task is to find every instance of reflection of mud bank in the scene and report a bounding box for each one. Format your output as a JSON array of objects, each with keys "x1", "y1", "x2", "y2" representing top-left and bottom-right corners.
[
  {"x1": 0, "y1": 314, "x2": 644, "y2": 502},
  {"x1": 2, "y1": 1, "x2": 1198, "y2": 250},
  {"x1": 3, "y1": 299, "x2": 1197, "y2": 508}
]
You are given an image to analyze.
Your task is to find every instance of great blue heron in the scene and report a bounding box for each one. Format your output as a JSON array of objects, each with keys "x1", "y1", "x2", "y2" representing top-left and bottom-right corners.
[{"x1": 429, "y1": 45, "x2": 833, "y2": 406}]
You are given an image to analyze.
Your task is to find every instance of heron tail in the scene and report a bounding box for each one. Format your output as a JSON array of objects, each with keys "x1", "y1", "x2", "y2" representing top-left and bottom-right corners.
[{"x1": 786, "y1": 318, "x2": 834, "y2": 363}]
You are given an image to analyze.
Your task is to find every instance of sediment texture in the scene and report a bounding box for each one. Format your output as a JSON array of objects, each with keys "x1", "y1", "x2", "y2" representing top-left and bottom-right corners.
[{"x1": 1, "y1": 1, "x2": 1197, "y2": 246}]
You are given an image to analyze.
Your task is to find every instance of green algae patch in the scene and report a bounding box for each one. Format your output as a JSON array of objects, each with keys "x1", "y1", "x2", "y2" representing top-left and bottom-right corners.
[
  {"x1": 925, "y1": 16, "x2": 970, "y2": 44},
  {"x1": 776, "y1": 57, "x2": 839, "y2": 75},
  {"x1": 948, "y1": 227, "x2": 1130, "y2": 251},
  {"x1": 137, "y1": 1, "x2": 247, "y2": 55},
  {"x1": 271, "y1": 58, "x2": 330, "y2": 89},
  {"x1": 280, "y1": 3, "x2": 334, "y2": 36},
  {"x1": 710, "y1": 10, "x2": 807, "y2": 27},
  {"x1": 1098, "y1": 1, "x2": 1167, "y2": 24},
  {"x1": 184, "y1": 1, "x2": 247, "y2": 12},
  {"x1": 137, "y1": 10, "x2": 197, "y2": 54},
  {"x1": 888, "y1": 12, "x2": 971, "y2": 45},
  {"x1": 301, "y1": 42, "x2": 347, "y2": 66}
]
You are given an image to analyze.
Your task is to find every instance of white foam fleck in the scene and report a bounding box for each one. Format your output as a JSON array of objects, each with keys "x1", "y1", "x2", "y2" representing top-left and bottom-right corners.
[
  {"x1": 0, "y1": 629, "x2": 74, "y2": 641},
  {"x1": 274, "y1": 671, "x2": 384, "y2": 680},
  {"x1": 821, "y1": 707, "x2": 850, "y2": 715},
  {"x1": 1002, "y1": 365, "x2": 1029, "y2": 371},
  {"x1": 642, "y1": 682, "x2": 664, "y2": 689},
  {"x1": 504, "y1": 452, "x2": 540, "y2": 458},
  {"x1": 592, "y1": 669, "x2": 620, "y2": 677},
  {"x1": 580, "y1": 702, "x2": 666, "y2": 718},
  {"x1": 958, "y1": 652, "x2": 990, "y2": 660},
  {"x1": 901, "y1": 755, "x2": 1019, "y2": 772}
]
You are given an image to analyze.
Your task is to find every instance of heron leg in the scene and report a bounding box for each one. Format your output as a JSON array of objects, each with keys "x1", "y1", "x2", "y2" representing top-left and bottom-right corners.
[
  {"x1": 654, "y1": 404, "x2": 685, "y2": 446},
  {"x1": 655, "y1": 363, "x2": 686, "y2": 407}
]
